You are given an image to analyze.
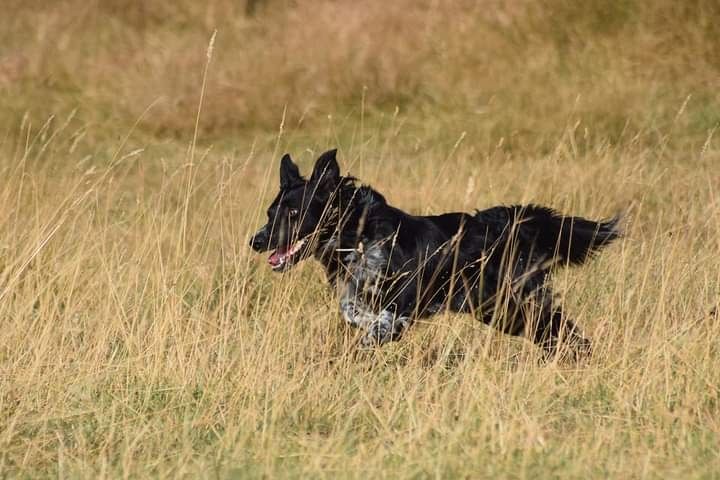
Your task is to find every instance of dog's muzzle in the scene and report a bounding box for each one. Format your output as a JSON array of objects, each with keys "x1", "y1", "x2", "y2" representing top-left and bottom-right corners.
[{"x1": 249, "y1": 227, "x2": 270, "y2": 252}]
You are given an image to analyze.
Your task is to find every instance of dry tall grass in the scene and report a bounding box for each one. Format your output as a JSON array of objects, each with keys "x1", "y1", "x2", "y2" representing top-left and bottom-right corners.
[{"x1": 1, "y1": 0, "x2": 720, "y2": 478}]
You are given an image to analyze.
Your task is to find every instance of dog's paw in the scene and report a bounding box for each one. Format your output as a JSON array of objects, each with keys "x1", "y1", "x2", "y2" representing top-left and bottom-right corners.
[
  {"x1": 541, "y1": 335, "x2": 593, "y2": 363},
  {"x1": 358, "y1": 312, "x2": 412, "y2": 349},
  {"x1": 359, "y1": 321, "x2": 393, "y2": 348}
]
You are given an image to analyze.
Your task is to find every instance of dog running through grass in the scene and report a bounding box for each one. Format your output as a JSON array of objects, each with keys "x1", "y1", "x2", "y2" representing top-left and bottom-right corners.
[{"x1": 249, "y1": 149, "x2": 621, "y2": 358}]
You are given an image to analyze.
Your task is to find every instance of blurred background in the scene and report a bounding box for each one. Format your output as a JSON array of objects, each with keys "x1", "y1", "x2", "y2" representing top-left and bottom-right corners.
[{"x1": 1, "y1": 0, "x2": 719, "y2": 154}]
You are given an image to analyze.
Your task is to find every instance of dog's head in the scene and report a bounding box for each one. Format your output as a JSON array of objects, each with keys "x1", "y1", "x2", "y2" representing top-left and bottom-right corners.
[{"x1": 249, "y1": 149, "x2": 341, "y2": 272}]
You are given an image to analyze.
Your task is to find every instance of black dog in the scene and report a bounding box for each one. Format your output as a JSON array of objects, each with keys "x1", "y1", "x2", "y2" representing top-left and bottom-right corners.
[{"x1": 250, "y1": 149, "x2": 620, "y2": 357}]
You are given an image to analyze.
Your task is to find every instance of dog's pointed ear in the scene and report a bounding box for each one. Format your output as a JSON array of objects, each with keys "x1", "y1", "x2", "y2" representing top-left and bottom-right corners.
[
  {"x1": 309, "y1": 149, "x2": 340, "y2": 192},
  {"x1": 279, "y1": 153, "x2": 302, "y2": 189}
]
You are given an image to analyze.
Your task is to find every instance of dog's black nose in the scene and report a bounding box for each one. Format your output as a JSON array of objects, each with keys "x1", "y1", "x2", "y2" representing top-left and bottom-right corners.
[{"x1": 249, "y1": 230, "x2": 268, "y2": 252}]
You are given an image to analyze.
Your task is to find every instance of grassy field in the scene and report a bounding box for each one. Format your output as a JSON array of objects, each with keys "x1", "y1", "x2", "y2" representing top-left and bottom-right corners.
[{"x1": 1, "y1": 0, "x2": 720, "y2": 477}]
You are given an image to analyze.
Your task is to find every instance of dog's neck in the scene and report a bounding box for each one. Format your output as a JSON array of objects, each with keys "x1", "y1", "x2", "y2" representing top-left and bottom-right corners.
[{"x1": 313, "y1": 177, "x2": 386, "y2": 280}]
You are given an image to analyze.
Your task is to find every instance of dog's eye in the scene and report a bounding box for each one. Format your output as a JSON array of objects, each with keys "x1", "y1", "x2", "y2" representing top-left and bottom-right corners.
[{"x1": 289, "y1": 209, "x2": 299, "y2": 218}]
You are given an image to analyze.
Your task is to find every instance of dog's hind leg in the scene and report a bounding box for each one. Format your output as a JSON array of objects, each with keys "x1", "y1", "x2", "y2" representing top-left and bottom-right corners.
[
  {"x1": 527, "y1": 294, "x2": 592, "y2": 359},
  {"x1": 487, "y1": 285, "x2": 592, "y2": 359},
  {"x1": 498, "y1": 258, "x2": 592, "y2": 359}
]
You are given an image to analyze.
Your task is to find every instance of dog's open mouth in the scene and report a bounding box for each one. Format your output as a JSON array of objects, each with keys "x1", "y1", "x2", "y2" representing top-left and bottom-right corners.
[{"x1": 267, "y1": 239, "x2": 306, "y2": 271}]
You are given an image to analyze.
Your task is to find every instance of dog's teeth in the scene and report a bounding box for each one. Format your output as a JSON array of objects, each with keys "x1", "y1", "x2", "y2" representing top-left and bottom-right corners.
[{"x1": 289, "y1": 239, "x2": 305, "y2": 255}]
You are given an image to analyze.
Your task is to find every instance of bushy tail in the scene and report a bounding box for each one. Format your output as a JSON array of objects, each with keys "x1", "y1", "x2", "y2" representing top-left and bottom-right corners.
[{"x1": 475, "y1": 204, "x2": 622, "y2": 266}]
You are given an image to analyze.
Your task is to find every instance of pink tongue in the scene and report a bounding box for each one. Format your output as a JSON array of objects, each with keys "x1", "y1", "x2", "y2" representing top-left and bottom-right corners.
[{"x1": 268, "y1": 247, "x2": 289, "y2": 266}]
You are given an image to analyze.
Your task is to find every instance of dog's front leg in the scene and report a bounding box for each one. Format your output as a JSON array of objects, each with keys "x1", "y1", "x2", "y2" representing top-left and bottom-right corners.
[
  {"x1": 339, "y1": 282, "x2": 411, "y2": 346},
  {"x1": 360, "y1": 311, "x2": 413, "y2": 348},
  {"x1": 337, "y1": 253, "x2": 412, "y2": 347},
  {"x1": 339, "y1": 298, "x2": 377, "y2": 329},
  {"x1": 338, "y1": 280, "x2": 376, "y2": 329}
]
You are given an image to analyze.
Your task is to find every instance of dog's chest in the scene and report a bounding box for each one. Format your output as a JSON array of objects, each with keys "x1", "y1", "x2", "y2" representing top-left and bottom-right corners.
[{"x1": 334, "y1": 241, "x2": 390, "y2": 300}]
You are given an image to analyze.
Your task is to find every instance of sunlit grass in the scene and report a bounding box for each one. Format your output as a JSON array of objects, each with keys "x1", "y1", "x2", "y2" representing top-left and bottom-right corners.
[{"x1": 1, "y1": 0, "x2": 719, "y2": 478}]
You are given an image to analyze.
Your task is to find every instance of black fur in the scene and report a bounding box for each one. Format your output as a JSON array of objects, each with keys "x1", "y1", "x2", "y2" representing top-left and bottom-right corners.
[{"x1": 250, "y1": 149, "x2": 621, "y2": 358}]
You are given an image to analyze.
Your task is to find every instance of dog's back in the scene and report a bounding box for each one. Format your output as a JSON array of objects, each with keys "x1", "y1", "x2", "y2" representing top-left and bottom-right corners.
[{"x1": 352, "y1": 202, "x2": 621, "y2": 317}]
